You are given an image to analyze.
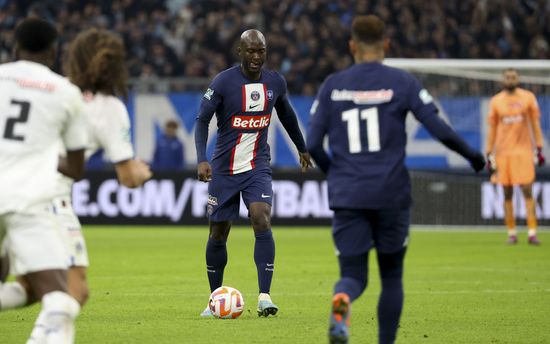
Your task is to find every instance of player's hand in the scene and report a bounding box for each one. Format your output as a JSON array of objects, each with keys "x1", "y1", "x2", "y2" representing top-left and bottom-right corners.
[
  {"x1": 536, "y1": 147, "x2": 546, "y2": 166},
  {"x1": 486, "y1": 153, "x2": 496, "y2": 175},
  {"x1": 299, "y1": 151, "x2": 313, "y2": 172},
  {"x1": 135, "y1": 159, "x2": 153, "y2": 182},
  {"x1": 468, "y1": 152, "x2": 486, "y2": 173},
  {"x1": 197, "y1": 161, "x2": 212, "y2": 182}
]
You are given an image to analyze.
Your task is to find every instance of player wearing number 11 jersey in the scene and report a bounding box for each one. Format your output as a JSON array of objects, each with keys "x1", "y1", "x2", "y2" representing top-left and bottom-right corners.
[{"x1": 307, "y1": 15, "x2": 486, "y2": 344}]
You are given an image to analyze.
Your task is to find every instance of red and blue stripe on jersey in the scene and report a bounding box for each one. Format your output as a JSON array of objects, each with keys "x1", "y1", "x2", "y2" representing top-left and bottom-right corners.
[{"x1": 196, "y1": 66, "x2": 287, "y2": 175}]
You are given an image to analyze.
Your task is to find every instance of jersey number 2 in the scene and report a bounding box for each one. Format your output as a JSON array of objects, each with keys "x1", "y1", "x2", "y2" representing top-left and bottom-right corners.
[
  {"x1": 3, "y1": 100, "x2": 30, "y2": 142},
  {"x1": 342, "y1": 107, "x2": 380, "y2": 153}
]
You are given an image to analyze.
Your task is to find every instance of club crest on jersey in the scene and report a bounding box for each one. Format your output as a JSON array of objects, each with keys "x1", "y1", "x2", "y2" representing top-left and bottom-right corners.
[
  {"x1": 267, "y1": 90, "x2": 274, "y2": 100},
  {"x1": 242, "y1": 83, "x2": 266, "y2": 112}
]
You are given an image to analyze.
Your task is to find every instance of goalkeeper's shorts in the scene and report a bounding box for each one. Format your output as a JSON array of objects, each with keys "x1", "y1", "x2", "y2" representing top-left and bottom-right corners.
[{"x1": 491, "y1": 153, "x2": 535, "y2": 186}]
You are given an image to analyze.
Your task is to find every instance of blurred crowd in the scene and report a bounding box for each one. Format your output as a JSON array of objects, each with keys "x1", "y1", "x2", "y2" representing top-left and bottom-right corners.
[{"x1": 1, "y1": 0, "x2": 549, "y2": 95}]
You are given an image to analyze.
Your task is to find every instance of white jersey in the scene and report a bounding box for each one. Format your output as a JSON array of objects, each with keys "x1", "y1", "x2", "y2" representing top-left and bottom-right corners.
[
  {"x1": 0, "y1": 60, "x2": 87, "y2": 214},
  {"x1": 57, "y1": 93, "x2": 134, "y2": 196}
]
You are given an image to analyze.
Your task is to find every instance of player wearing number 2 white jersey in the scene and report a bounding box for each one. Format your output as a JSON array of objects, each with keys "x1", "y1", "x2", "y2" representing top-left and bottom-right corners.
[
  {"x1": 0, "y1": 18, "x2": 86, "y2": 344},
  {"x1": 0, "y1": 28, "x2": 151, "y2": 344}
]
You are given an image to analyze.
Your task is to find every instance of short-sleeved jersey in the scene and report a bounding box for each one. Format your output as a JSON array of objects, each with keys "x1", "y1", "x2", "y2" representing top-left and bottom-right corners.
[
  {"x1": 0, "y1": 60, "x2": 87, "y2": 213},
  {"x1": 309, "y1": 62, "x2": 440, "y2": 209},
  {"x1": 57, "y1": 92, "x2": 134, "y2": 196},
  {"x1": 488, "y1": 88, "x2": 540, "y2": 156},
  {"x1": 197, "y1": 66, "x2": 288, "y2": 175}
]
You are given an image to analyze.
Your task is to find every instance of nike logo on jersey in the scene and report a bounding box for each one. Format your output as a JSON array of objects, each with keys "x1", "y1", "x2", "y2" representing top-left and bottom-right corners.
[
  {"x1": 261, "y1": 194, "x2": 271, "y2": 198},
  {"x1": 249, "y1": 103, "x2": 260, "y2": 110}
]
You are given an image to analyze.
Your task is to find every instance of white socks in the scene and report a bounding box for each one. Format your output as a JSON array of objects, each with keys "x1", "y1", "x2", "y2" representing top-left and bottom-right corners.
[
  {"x1": 259, "y1": 293, "x2": 272, "y2": 302},
  {"x1": 28, "y1": 291, "x2": 80, "y2": 344},
  {"x1": 0, "y1": 281, "x2": 27, "y2": 310}
]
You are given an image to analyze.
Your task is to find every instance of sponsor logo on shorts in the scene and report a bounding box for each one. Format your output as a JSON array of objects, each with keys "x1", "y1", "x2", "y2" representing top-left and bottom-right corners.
[
  {"x1": 207, "y1": 195, "x2": 218, "y2": 206},
  {"x1": 267, "y1": 90, "x2": 274, "y2": 100},
  {"x1": 261, "y1": 193, "x2": 271, "y2": 198},
  {"x1": 231, "y1": 114, "x2": 271, "y2": 129}
]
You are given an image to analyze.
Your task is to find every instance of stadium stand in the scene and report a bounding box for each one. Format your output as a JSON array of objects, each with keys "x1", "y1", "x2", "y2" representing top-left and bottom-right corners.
[{"x1": 1, "y1": 0, "x2": 549, "y2": 94}]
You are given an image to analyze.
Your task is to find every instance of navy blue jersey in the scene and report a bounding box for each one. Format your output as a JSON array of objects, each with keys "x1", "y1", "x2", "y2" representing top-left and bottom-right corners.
[
  {"x1": 196, "y1": 66, "x2": 305, "y2": 175},
  {"x1": 308, "y1": 62, "x2": 479, "y2": 209}
]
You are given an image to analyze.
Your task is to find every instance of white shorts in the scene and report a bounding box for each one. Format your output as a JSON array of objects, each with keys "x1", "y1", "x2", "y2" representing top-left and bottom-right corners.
[
  {"x1": 0, "y1": 203, "x2": 69, "y2": 276},
  {"x1": 52, "y1": 197, "x2": 89, "y2": 268}
]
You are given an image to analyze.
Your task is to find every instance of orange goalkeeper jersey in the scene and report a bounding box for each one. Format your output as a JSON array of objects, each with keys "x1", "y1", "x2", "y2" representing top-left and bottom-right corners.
[{"x1": 487, "y1": 88, "x2": 542, "y2": 156}]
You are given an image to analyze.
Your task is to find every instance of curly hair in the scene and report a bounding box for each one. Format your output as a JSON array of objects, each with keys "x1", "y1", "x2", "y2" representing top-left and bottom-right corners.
[{"x1": 68, "y1": 28, "x2": 127, "y2": 98}]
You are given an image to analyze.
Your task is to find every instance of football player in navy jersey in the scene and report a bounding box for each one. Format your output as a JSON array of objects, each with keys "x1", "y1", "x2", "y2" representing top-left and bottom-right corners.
[
  {"x1": 195, "y1": 29, "x2": 312, "y2": 317},
  {"x1": 307, "y1": 16, "x2": 485, "y2": 343}
]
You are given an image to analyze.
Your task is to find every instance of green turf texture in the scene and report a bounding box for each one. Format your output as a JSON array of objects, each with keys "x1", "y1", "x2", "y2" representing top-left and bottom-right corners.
[{"x1": 1, "y1": 227, "x2": 549, "y2": 343}]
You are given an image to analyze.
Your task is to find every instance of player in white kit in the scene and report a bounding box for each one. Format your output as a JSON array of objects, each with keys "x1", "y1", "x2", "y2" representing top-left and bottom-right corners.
[
  {"x1": 0, "y1": 18, "x2": 87, "y2": 343},
  {"x1": 56, "y1": 28, "x2": 152, "y2": 308},
  {"x1": 0, "y1": 27, "x2": 152, "y2": 342}
]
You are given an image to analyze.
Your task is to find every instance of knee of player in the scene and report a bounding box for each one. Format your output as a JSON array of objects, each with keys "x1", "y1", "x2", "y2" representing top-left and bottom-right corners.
[
  {"x1": 69, "y1": 280, "x2": 89, "y2": 306},
  {"x1": 77, "y1": 286, "x2": 90, "y2": 306},
  {"x1": 251, "y1": 213, "x2": 271, "y2": 231},
  {"x1": 378, "y1": 249, "x2": 406, "y2": 280},
  {"x1": 503, "y1": 186, "x2": 515, "y2": 200},
  {"x1": 209, "y1": 222, "x2": 231, "y2": 241}
]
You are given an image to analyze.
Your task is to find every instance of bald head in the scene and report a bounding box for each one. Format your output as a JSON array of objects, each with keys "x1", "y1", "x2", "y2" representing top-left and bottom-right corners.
[
  {"x1": 240, "y1": 29, "x2": 266, "y2": 47},
  {"x1": 238, "y1": 29, "x2": 267, "y2": 80}
]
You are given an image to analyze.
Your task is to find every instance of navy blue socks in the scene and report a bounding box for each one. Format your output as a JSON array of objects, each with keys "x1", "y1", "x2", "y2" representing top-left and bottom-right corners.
[
  {"x1": 377, "y1": 249, "x2": 406, "y2": 344},
  {"x1": 205, "y1": 238, "x2": 227, "y2": 292},
  {"x1": 254, "y1": 230, "x2": 275, "y2": 294},
  {"x1": 333, "y1": 253, "x2": 369, "y2": 302}
]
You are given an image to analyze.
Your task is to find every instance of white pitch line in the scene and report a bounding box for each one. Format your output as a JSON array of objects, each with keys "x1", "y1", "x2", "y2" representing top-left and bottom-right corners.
[{"x1": 92, "y1": 289, "x2": 550, "y2": 298}]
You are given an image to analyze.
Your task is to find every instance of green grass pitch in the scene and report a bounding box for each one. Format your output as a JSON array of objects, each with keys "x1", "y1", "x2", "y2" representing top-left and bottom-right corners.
[{"x1": 1, "y1": 227, "x2": 549, "y2": 343}]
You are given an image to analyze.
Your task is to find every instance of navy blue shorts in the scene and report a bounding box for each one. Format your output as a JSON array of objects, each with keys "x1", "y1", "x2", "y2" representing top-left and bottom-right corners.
[
  {"x1": 332, "y1": 208, "x2": 410, "y2": 256},
  {"x1": 207, "y1": 169, "x2": 273, "y2": 221}
]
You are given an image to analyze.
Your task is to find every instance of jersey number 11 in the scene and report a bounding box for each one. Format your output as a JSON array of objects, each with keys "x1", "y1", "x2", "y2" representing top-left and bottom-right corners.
[{"x1": 342, "y1": 107, "x2": 380, "y2": 153}]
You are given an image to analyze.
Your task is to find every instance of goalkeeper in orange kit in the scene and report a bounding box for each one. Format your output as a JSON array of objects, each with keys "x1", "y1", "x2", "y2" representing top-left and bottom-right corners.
[{"x1": 486, "y1": 68, "x2": 545, "y2": 245}]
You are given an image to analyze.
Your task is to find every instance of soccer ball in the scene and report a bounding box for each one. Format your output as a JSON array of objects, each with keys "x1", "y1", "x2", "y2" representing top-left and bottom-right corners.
[{"x1": 208, "y1": 286, "x2": 245, "y2": 319}]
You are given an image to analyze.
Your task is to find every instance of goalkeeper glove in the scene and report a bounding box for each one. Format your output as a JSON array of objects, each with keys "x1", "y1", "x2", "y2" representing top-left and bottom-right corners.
[
  {"x1": 535, "y1": 147, "x2": 546, "y2": 166},
  {"x1": 486, "y1": 153, "x2": 497, "y2": 175}
]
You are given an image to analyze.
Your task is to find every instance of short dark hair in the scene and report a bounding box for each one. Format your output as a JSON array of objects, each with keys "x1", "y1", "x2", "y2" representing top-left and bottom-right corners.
[
  {"x1": 165, "y1": 120, "x2": 179, "y2": 129},
  {"x1": 15, "y1": 18, "x2": 58, "y2": 53},
  {"x1": 351, "y1": 15, "x2": 385, "y2": 44}
]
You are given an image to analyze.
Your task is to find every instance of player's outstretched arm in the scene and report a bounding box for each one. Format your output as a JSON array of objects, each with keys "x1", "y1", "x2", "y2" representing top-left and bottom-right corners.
[
  {"x1": 409, "y1": 80, "x2": 484, "y2": 172},
  {"x1": 421, "y1": 114, "x2": 485, "y2": 172},
  {"x1": 115, "y1": 159, "x2": 152, "y2": 188},
  {"x1": 58, "y1": 149, "x2": 85, "y2": 180}
]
